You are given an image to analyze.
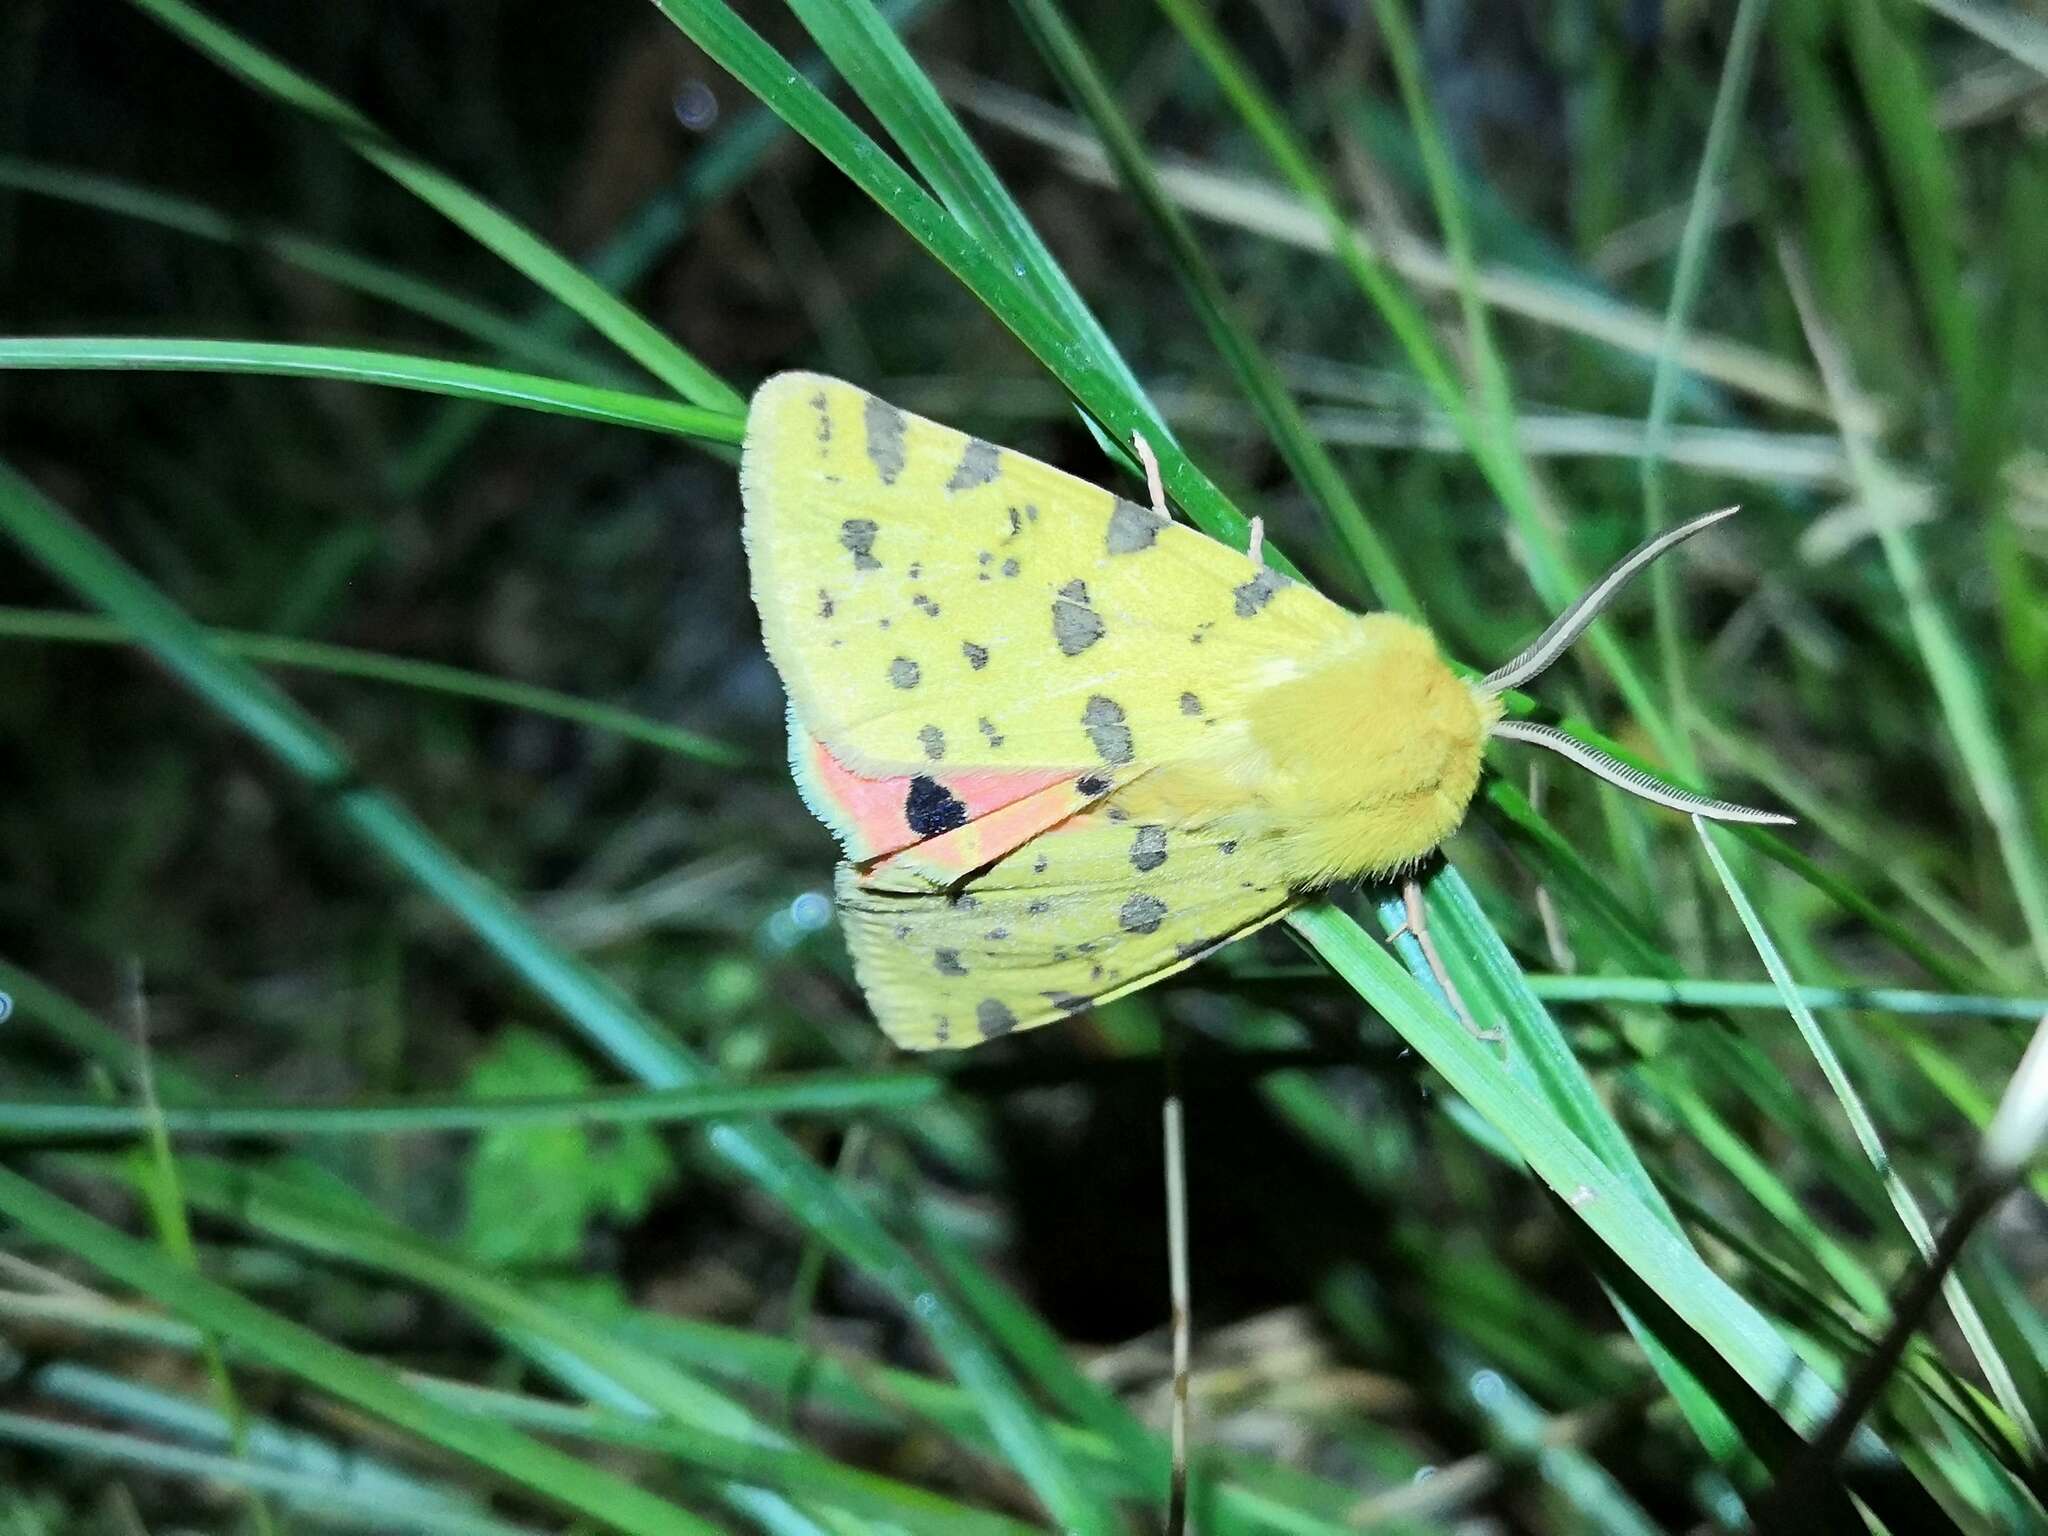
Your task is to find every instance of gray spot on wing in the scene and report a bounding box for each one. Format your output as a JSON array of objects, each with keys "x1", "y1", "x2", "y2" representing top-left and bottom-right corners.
[
  {"x1": 1179, "y1": 691, "x2": 1203, "y2": 715},
  {"x1": 946, "y1": 438, "x2": 1001, "y2": 491},
  {"x1": 1131, "y1": 824, "x2": 1167, "y2": 872},
  {"x1": 962, "y1": 640, "x2": 988, "y2": 669},
  {"x1": 1081, "y1": 695, "x2": 1133, "y2": 765},
  {"x1": 1233, "y1": 568, "x2": 1286, "y2": 616},
  {"x1": 977, "y1": 998, "x2": 1018, "y2": 1037},
  {"x1": 1053, "y1": 579, "x2": 1106, "y2": 655},
  {"x1": 1119, "y1": 893, "x2": 1167, "y2": 935},
  {"x1": 864, "y1": 396, "x2": 907, "y2": 484},
  {"x1": 918, "y1": 724, "x2": 945, "y2": 760},
  {"x1": 1042, "y1": 991, "x2": 1090, "y2": 1015},
  {"x1": 934, "y1": 948, "x2": 967, "y2": 977},
  {"x1": 1105, "y1": 497, "x2": 1160, "y2": 554},
  {"x1": 889, "y1": 657, "x2": 920, "y2": 689},
  {"x1": 839, "y1": 519, "x2": 880, "y2": 570}
]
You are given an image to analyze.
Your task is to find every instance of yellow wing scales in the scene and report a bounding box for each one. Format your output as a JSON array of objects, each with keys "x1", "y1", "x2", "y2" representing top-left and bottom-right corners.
[
  {"x1": 740, "y1": 371, "x2": 1359, "y2": 780},
  {"x1": 836, "y1": 797, "x2": 1296, "y2": 1049}
]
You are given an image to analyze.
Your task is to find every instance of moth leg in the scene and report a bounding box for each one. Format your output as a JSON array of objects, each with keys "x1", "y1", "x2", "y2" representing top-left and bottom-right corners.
[
  {"x1": 1394, "y1": 879, "x2": 1502, "y2": 1050},
  {"x1": 1130, "y1": 430, "x2": 1172, "y2": 522}
]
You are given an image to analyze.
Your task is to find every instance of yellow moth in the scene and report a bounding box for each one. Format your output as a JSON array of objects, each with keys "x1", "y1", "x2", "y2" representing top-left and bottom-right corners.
[{"x1": 741, "y1": 372, "x2": 1786, "y2": 1050}]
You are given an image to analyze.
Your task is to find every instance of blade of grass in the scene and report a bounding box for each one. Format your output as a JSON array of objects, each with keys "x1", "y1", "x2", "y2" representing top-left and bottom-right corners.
[
  {"x1": 125, "y1": 0, "x2": 744, "y2": 415},
  {"x1": 647, "y1": 0, "x2": 1259, "y2": 560},
  {"x1": 0, "y1": 337, "x2": 743, "y2": 444},
  {"x1": 1912, "y1": 0, "x2": 2048, "y2": 76},
  {"x1": 0, "y1": 1409, "x2": 540, "y2": 1536},
  {"x1": 1784, "y1": 250, "x2": 2048, "y2": 977},
  {"x1": 1695, "y1": 817, "x2": 2045, "y2": 1459},
  {"x1": 1366, "y1": 0, "x2": 1676, "y2": 761},
  {"x1": 0, "y1": 459, "x2": 1118, "y2": 1535},
  {"x1": 1285, "y1": 902, "x2": 1872, "y2": 1446},
  {"x1": 76, "y1": 1153, "x2": 1034, "y2": 1536},
  {"x1": 0, "y1": 1167, "x2": 724, "y2": 1536},
  {"x1": 1637, "y1": 0, "x2": 1771, "y2": 762},
  {"x1": 0, "y1": 1070, "x2": 940, "y2": 1140},
  {"x1": 1006, "y1": 0, "x2": 1418, "y2": 612},
  {"x1": 0, "y1": 606, "x2": 747, "y2": 768},
  {"x1": 777, "y1": 0, "x2": 1154, "y2": 426},
  {"x1": 0, "y1": 157, "x2": 619, "y2": 384},
  {"x1": 393, "y1": 0, "x2": 934, "y2": 494},
  {"x1": 949, "y1": 73, "x2": 1855, "y2": 426}
]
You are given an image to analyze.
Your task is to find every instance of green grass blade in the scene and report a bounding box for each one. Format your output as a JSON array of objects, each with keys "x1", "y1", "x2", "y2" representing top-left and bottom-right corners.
[
  {"x1": 0, "y1": 1166, "x2": 724, "y2": 1536},
  {"x1": 124, "y1": 0, "x2": 744, "y2": 415},
  {"x1": 1787, "y1": 258, "x2": 2048, "y2": 977},
  {"x1": 0, "y1": 337, "x2": 743, "y2": 443},
  {"x1": 0, "y1": 1071, "x2": 939, "y2": 1140},
  {"x1": 0, "y1": 458, "x2": 1117, "y2": 1535},
  {"x1": 1366, "y1": 0, "x2": 1674, "y2": 757},
  {"x1": 0, "y1": 606, "x2": 747, "y2": 768},
  {"x1": 1285, "y1": 902, "x2": 1871, "y2": 1444},
  {"x1": 1695, "y1": 818, "x2": 2045, "y2": 1459},
  {"x1": 1912, "y1": 0, "x2": 2048, "y2": 75},
  {"x1": 647, "y1": 0, "x2": 1256, "y2": 559},
  {"x1": 778, "y1": 0, "x2": 1154, "y2": 422},
  {"x1": 0, "y1": 156, "x2": 617, "y2": 384},
  {"x1": 0, "y1": 1408, "x2": 537, "y2": 1536},
  {"x1": 1007, "y1": 0, "x2": 1418, "y2": 612},
  {"x1": 1637, "y1": 0, "x2": 1770, "y2": 757}
]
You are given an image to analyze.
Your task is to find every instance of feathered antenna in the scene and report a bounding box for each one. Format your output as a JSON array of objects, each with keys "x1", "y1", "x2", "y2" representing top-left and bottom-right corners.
[{"x1": 1481, "y1": 506, "x2": 1793, "y2": 827}]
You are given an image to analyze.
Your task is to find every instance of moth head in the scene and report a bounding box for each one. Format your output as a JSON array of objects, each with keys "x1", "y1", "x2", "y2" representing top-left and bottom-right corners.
[{"x1": 1471, "y1": 507, "x2": 1793, "y2": 827}]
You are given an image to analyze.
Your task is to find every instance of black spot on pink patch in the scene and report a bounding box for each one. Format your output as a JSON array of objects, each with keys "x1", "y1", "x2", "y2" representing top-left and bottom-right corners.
[{"x1": 904, "y1": 775, "x2": 967, "y2": 836}]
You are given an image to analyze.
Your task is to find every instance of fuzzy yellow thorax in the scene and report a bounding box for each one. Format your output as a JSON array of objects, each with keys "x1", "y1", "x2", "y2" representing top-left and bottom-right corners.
[{"x1": 1223, "y1": 613, "x2": 1498, "y2": 884}]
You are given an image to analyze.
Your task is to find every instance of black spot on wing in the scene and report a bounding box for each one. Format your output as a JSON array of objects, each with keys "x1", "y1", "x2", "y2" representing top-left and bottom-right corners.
[
  {"x1": 1075, "y1": 773, "x2": 1110, "y2": 797},
  {"x1": 1105, "y1": 497, "x2": 1161, "y2": 554},
  {"x1": 1119, "y1": 893, "x2": 1168, "y2": 934},
  {"x1": 904, "y1": 775, "x2": 967, "y2": 835},
  {"x1": 977, "y1": 998, "x2": 1018, "y2": 1037},
  {"x1": 934, "y1": 948, "x2": 967, "y2": 977},
  {"x1": 1131, "y1": 825, "x2": 1167, "y2": 871},
  {"x1": 946, "y1": 438, "x2": 1001, "y2": 491},
  {"x1": 817, "y1": 589, "x2": 835, "y2": 619},
  {"x1": 1081, "y1": 696, "x2": 1133, "y2": 765},
  {"x1": 839, "y1": 519, "x2": 880, "y2": 570},
  {"x1": 912, "y1": 593, "x2": 941, "y2": 617},
  {"x1": 889, "y1": 657, "x2": 920, "y2": 689},
  {"x1": 864, "y1": 396, "x2": 907, "y2": 483},
  {"x1": 1042, "y1": 991, "x2": 1091, "y2": 1015},
  {"x1": 1052, "y1": 579, "x2": 1105, "y2": 655},
  {"x1": 1233, "y1": 568, "x2": 1286, "y2": 616},
  {"x1": 962, "y1": 640, "x2": 988, "y2": 669}
]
